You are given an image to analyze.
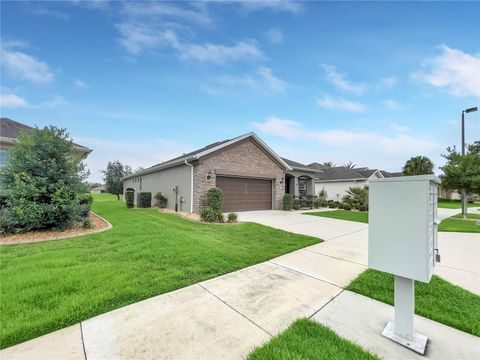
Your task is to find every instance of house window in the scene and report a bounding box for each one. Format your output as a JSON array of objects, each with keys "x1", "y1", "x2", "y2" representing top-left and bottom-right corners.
[
  {"x1": 298, "y1": 178, "x2": 308, "y2": 199},
  {"x1": 0, "y1": 149, "x2": 8, "y2": 167}
]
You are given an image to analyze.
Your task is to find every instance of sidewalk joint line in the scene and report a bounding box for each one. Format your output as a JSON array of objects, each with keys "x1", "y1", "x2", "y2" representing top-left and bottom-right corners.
[
  {"x1": 198, "y1": 284, "x2": 273, "y2": 337},
  {"x1": 80, "y1": 322, "x2": 88, "y2": 360},
  {"x1": 268, "y1": 260, "x2": 344, "y2": 290},
  {"x1": 308, "y1": 289, "x2": 345, "y2": 320},
  {"x1": 302, "y1": 248, "x2": 367, "y2": 267}
]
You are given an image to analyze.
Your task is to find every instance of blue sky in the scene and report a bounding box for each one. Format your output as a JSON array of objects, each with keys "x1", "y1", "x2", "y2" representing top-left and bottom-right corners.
[{"x1": 1, "y1": 1, "x2": 479, "y2": 182}]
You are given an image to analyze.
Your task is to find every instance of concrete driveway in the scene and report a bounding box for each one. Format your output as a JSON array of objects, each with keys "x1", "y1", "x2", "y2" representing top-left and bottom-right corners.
[{"x1": 238, "y1": 209, "x2": 480, "y2": 295}]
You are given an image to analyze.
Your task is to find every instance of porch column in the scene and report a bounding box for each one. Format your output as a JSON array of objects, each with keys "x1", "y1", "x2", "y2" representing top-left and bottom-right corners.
[
  {"x1": 307, "y1": 178, "x2": 315, "y2": 196},
  {"x1": 289, "y1": 176, "x2": 299, "y2": 198}
]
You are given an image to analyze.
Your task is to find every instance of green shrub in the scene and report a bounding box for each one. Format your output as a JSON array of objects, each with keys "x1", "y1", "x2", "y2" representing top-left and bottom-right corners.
[
  {"x1": 207, "y1": 187, "x2": 223, "y2": 210},
  {"x1": 283, "y1": 194, "x2": 293, "y2": 211},
  {"x1": 359, "y1": 205, "x2": 367, "y2": 212},
  {"x1": 328, "y1": 201, "x2": 337, "y2": 208},
  {"x1": 227, "y1": 212, "x2": 238, "y2": 222},
  {"x1": 138, "y1": 192, "x2": 152, "y2": 208},
  {"x1": 318, "y1": 189, "x2": 328, "y2": 201},
  {"x1": 125, "y1": 191, "x2": 134, "y2": 208},
  {"x1": 78, "y1": 193, "x2": 93, "y2": 206},
  {"x1": 313, "y1": 198, "x2": 322, "y2": 208},
  {"x1": 342, "y1": 203, "x2": 352, "y2": 210},
  {"x1": 154, "y1": 192, "x2": 168, "y2": 208},
  {"x1": 200, "y1": 207, "x2": 224, "y2": 223},
  {"x1": 320, "y1": 200, "x2": 328, "y2": 207},
  {"x1": 82, "y1": 218, "x2": 92, "y2": 228},
  {"x1": 292, "y1": 204, "x2": 301, "y2": 210},
  {"x1": 0, "y1": 126, "x2": 88, "y2": 233},
  {"x1": 293, "y1": 199, "x2": 311, "y2": 209}
]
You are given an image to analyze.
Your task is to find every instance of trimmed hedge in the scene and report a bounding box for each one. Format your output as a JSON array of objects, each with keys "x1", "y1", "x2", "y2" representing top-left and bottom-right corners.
[
  {"x1": 207, "y1": 187, "x2": 223, "y2": 211},
  {"x1": 283, "y1": 194, "x2": 293, "y2": 210},
  {"x1": 125, "y1": 191, "x2": 134, "y2": 208},
  {"x1": 138, "y1": 192, "x2": 152, "y2": 208}
]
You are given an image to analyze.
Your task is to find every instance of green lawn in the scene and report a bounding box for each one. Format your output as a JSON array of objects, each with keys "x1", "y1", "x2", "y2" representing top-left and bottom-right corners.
[
  {"x1": 347, "y1": 269, "x2": 480, "y2": 336},
  {"x1": 438, "y1": 213, "x2": 480, "y2": 233},
  {"x1": 0, "y1": 196, "x2": 320, "y2": 349},
  {"x1": 247, "y1": 319, "x2": 379, "y2": 360},
  {"x1": 305, "y1": 210, "x2": 369, "y2": 223},
  {"x1": 438, "y1": 199, "x2": 479, "y2": 209},
  {"x1": 91, "y1": 192, "x2": 121, "y2": 201}
]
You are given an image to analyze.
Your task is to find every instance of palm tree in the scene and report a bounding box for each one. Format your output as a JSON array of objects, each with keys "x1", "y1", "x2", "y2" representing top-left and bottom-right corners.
[
  {"x1": 322, "y1": 161, "x2": 336, "y2": 168},
  {"x1": 402, "y1": 156, "x2": 434, "y2": 176},
  {"x1": 344, "y1": 161, "x2": 357, "y2": 169}
]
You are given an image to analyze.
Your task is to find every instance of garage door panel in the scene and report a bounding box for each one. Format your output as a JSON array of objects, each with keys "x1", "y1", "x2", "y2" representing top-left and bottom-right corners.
[{"x1": 216, "y1": 176, "x2": 272, "y2": 211}]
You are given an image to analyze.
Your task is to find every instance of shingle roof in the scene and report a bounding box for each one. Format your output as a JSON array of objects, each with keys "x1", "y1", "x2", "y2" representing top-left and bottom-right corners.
[
  {"x1": 307, "y1": 162, "x2": 328, "y2": 171},
  {"x1": 354, "y1": 169, "x2": 377, "y2": 178},
  {"x1": 0, "y1": 117, "x2": 90, "y2": 151},
  {"x1": 0, "y1": 118, "x2": 35, "y2": 138},
  {"x1": 381, "y1": 171, "x2": 404, "y2": 178},
  {"x1": 315, "y1": 166, "x2": 367, "y2": 181},
  {"x1": 281, "y1": 157, "x2": 308, "y2": 168}
]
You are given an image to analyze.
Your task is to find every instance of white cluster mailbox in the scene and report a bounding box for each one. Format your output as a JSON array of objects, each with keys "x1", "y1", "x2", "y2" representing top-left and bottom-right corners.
[{"x1": 368, "y1": 175, "x2": 440, "y2": 354}]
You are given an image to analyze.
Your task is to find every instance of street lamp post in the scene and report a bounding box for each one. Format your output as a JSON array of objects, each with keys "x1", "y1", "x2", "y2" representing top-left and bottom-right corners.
[{"x1": 460, "y1": 107, "x2": 478, "y2": 215}]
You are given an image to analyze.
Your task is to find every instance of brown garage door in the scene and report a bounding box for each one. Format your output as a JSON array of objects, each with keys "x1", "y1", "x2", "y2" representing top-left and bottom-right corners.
[{"x1": 216, "y1": 176, "x2": 272, "y2": 212}]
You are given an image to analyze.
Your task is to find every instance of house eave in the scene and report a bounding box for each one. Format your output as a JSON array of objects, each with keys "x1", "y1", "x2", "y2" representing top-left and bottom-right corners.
[{"x1": 315, "y1": 178, "x2": 368, "y2": 183}]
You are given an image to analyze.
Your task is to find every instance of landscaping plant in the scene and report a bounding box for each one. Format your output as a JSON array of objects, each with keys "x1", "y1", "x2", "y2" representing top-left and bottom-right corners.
[
  {"x1": 318, "y1": 189, "x2": 328, "y2": 201},
  {"x1": 283, "y1": 193, "x2": 293, "y2": 210},
  {"x1": 342, "y1": 187, "x2": 368, "y2": 209},
  {"x1": 227, "y1": 212, "x2": 238, "y2": 222},
  {"x1": 125, "y1": 191, "x2": 134, "y2": 208},
  {"x1": 201, "y1": 187, "x2": 224, "y2": 222},
  {"x1": 0, "y1": 126, "x2": 88, "y2": 233},
  {"x1": 137, "y1": 192, "x2": 152, "y2": 208},
  {"x1": 200, "y1": 207, "x2": 224, "y2": 223},
  {"x1": 402, "y1": 155, "x2": 434, "y2": 176},
  {"x1": 154, "y1": 192, "x2": 168, "y2": 208}
]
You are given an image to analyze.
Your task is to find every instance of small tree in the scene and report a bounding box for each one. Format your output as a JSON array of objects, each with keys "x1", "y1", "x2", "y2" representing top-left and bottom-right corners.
[
  {"x1": 402, "y1": 156, "x2": 434, "y2": 176},
  {"x1": 440, "y1": 142, "x2": 480, "y2": 218},
  {"x1": 344, "y1": 161, "x2": 357, "y2": 169},
  {"x1": 102, "y1": 160, "x2": 131, "y2": 200},
  {"x1": 318, "y1": 189, "x2": 328, "y2": 201},
  {"x1": 0, "y1": 126, "x2": 88, "y2": 233}
]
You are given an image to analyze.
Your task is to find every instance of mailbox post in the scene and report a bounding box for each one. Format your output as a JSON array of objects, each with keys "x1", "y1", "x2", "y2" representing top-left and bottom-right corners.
[{"x1": 368, "y1": 175, "x2": 440, "y2": 354}]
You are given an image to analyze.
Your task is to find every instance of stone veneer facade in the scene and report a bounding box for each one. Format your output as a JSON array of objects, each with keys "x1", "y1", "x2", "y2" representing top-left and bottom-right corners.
[{"x1": 192, "y1": 138, "x2": 285, "y2": 213}]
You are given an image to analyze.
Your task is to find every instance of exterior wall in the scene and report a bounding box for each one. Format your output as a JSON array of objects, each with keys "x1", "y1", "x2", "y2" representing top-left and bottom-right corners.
[
  {"x1": 192, "y1": 139, "x2": 285, "y2": 213},
  {"x1": 123, "y1": 164, "x2": 192, "y2": 211},
  {"x1": 315, "y1": 180, "x2": 367, "y2": 201}
]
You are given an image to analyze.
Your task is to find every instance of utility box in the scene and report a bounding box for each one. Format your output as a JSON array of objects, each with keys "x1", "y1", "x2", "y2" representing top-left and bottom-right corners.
[{"x1": 368, "y1": 175, "x2": 440, "y2": 283}]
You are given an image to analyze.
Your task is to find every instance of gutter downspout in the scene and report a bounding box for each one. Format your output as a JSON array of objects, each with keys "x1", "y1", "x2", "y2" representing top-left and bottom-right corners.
[{"x1": 184, "y1": 160, "x2": 194, "y2": 213}]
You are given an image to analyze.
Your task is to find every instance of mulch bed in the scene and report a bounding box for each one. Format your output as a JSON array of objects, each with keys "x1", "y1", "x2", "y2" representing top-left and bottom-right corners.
[{"x1": 0, "y1": 212, "x2": 111, "y2": 245}]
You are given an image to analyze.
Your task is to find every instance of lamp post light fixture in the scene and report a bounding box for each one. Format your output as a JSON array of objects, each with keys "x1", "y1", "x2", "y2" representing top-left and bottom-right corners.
[{"x1": 460, "y1": 107, "x2": 478, "y2": 215}]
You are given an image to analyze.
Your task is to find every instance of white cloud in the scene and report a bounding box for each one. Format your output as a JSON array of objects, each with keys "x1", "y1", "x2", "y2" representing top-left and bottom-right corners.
[
  {"x1": 320, "y1": 64, "x2": 368, "y2": 95},
  {"x1": 382, "y1": 99, "x2": 403, "y2": 110},
  {"x1": 117, "y1": 22, "x2": 264, "y2": 63},
  {"x1": 390, "y1": 123, "x2": 410, "y2": 132},
  {"x1": 73, "y1": 79, "x2": 89, "y2": 89},
  {"x1": 376, "y1": 76, "x2": 398, "y2": 90},
  {"x1": 235, "y1": 0, "x2": 303, "y2": 13},
  {"x1": 254, "y1": 117, "x2": 302, "y2": 138},
  {"x1": 216, "y1": 67, "x2": 287, "y2": 94},
  {"x1": 265, "y1": 28, "x2": 283, "y2": 44},
  {"x1": 38, "y1": 95, "x2": 67, "y2": 108},
  {"x1": 122, "y1": 2, "x2": 213, "y2": 27},
  {"x1": 412, "y1": 45, "x2": 480, "y2": 98},
  {"x1": 29, "y1": 7, "x2": 70, "y2": 20},
  {"x1": 0, "y1": 93, "x2": 30, "y2": 108},
  {"x1": 1, "y1": 45, "x2": 54, "y2": 83},
  {"x1": 317, "y1": 94, "x2": 367, "y2": 112},
  {"x1": 254, "y1": 117, "x2": 439, "y2": 158}
]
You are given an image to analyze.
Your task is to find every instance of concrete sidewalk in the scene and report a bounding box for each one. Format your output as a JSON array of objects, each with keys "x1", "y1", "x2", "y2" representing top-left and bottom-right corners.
[{"x1": 2, "y1": 210, "x2": 478, "y2": 359}]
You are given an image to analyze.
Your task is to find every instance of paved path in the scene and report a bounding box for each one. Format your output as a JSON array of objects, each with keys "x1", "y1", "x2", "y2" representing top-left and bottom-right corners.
[{"x1": 2, "y1": 210, "x2": 479, "y2": 360}]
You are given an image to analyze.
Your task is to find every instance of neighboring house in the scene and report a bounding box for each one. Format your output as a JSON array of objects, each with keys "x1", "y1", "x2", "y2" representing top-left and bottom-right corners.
[
  {"x1": 438, "y1": 187, "x2": 461, "y2": 200},
  {"x1": 123, "y1": 132, "x2": 291, "y2": 213},
  {"x1": 0, "y1": 118, "x2": 91, "y2": 166},
  {"x1": 282, "y1": 158, "x2": 318, "y2": 199},
  {"x1": 313, "y1": 166, "x2": 396, "y2": 201},
  {"x1": 91, "y1": 185, "x2": 106, "y2": 194}
]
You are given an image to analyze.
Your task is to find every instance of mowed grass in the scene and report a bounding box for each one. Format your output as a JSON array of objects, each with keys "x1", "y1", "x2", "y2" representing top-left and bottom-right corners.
[
  {"x1": 247, "y1": 318, "x2": 379, "y2": 360},
  {"x1": 438, "y1": 213, "x2": 480, "y2": 233},
  {"x1": 91, "y1": 192, "x2": 121, "y2": 201},
  {"x1": 347, "y1": 269, "x2": 480, "y2": 336},
  {"x1": 0, "y1": 197, "x2": 321, "y2": 349},
  {"x1": 438, "y1": 198, "x2": 479, "y2": 209},
  {"x1": 306, "y1": 210, "x2": 369, "y2": 223}
]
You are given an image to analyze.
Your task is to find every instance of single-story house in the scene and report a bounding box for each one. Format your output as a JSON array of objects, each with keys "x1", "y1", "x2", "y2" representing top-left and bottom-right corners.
[
  {"x1": 91, "y1": 185, "x2": 106, "y2": 194},
  {"x1": 123, "y1": 132, "x2": 404, "y2": 213},
  {"x1": 0, "y1": 118, "x2": 92, "y2": 167},
  {"x1": 313, "y1": 167, "x2": 396, "y2": 201},
  {"x1": 123, "y1": 132, "x2": 294, "y2": 213}
]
